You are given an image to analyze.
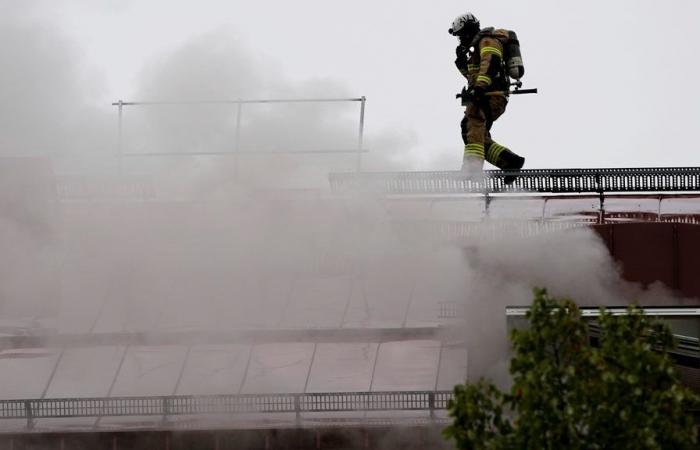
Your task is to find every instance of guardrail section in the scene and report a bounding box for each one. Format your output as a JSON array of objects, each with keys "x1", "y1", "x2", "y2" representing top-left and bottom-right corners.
[
  {"x1": 0, "y1": 391, "x2": 454, "y2": 429},
  {"x1": 329, "y1": 167, "x2": 700, "y2": 194}
]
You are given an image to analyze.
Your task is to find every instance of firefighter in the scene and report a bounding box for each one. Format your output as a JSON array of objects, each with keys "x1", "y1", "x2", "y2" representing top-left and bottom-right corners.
[{"x1": 449, "y1": 12, "x2": 525, "y2": 180}]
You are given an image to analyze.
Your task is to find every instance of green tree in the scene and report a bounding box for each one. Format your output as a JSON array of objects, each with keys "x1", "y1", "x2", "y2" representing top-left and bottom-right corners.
[{"x1": 444, "y1": 289, "x2": 698, "y2": 450}]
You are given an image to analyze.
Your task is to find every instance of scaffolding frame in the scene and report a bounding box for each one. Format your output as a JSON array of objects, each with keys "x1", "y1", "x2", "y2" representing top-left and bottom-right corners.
[{"x1": 113, "y1": 97, "x2": 367, "y2": 172}]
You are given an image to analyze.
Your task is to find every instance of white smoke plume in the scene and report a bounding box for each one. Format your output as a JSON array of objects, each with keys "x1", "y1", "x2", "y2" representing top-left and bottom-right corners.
[{"x1": 0, "y1": 10, "x2": 687, "y2": 404}]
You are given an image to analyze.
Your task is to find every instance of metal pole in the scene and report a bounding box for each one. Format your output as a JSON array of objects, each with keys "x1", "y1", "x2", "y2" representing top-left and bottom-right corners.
[
  {"x1": 234, "y1": 102, "x2": 243, "y2": 180},
  {"x1": 294, "y1": 394, "x2": 301, "y2": 425},
  {"x1": 24, "y1": 401, "x2": 33, "y2": 430},
  {"x1": 117, "y1": 100, "x2": 123, "y2": 155},
  {"x1": 484, "y1": 192, "x2": 492, "y2": 220},
  {"x1": 117, "y1": 100, "x2": 123, "y2": 175},
  {"x1": 357, "y1": 96, "x2": 366, "y2": 172},
  {"x1": 541, "y1": 197, "x2": 549, "y2": 224}
]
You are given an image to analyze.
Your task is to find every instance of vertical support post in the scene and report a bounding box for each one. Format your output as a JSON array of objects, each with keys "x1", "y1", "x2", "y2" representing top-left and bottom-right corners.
[
  {"x1": 233, "y1": 102, "x2": 243, "y2": 180},
  {"x1": 117, "y1": 100, "x2": 124, "y2": 175},
  {"x1": 161, "y1": 397, "x2": 170, "y2": 425},
  {"x1": 356, "y1": 96, "x2": 366, "y2": 172},
  {"x1": 541, "y1": 197, "x2": 548, "y2": 224},
  {"x1": 428, "y1": 391, "x2": 436, "y2": 420},
  {"x1": 484, "y1": 192, "x2": 492, "y2": 220},
  {"x1": 117, "y1": 100, "x2": 123, "y2": 156},
  {"x1": 598, "y1": 191, "x2": 605, "y2": 225},
  {"x1": 24, "y1": 401, "x2": 34, "y2": 430},
  {"x1": 294, "y1": 394, "x2": 301, "y2": 425},
  {"x1": 672, "y1": 223, "x2": 680, "y2": 290}
]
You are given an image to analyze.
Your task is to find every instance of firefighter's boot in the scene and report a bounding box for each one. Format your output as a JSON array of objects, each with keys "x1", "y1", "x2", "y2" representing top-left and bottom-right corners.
[{"x1": 494, "y1": 149, "x2": 525, "y2": 185}]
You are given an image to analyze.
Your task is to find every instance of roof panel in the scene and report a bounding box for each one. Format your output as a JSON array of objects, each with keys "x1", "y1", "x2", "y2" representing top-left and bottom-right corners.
[
  {"x1": 371, "y1": 340, "x2": 441, "y2": 391},
  {"x1": 44, "y1": 346, "x2": 125, "y2": 398},
  {"x1": 175, "y1": 344, "x2": 251, "y2": 395},
  {"x1": 436, "y1": 346, "x2": 468, "y2": 390},
  {"x1": 305, "y1": 343, "x2": 378, "y2": 392},
  {"x1": 240, "y1": 343, "x2": 314, "y2": 394},
  {"x1": 0, "y1": 348, "x2": 60, "y2": 399},
  {"x1": 110, "y1": 345, "x2": 188, "y2": 397}
]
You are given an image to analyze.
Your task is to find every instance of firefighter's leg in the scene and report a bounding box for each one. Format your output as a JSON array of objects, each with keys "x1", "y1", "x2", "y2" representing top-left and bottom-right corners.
[
  {"x1": 482, "y1": 96, "x2": 525, "y2": 184},
  {"x1": 462, "y1": 103, "x2": 487, "y2": 172}
]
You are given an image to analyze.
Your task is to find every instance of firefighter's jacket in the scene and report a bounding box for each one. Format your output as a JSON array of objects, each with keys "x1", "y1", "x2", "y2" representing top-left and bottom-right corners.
[{"x1": 456, "y1": 28, "x2": 510, "y2": 93}]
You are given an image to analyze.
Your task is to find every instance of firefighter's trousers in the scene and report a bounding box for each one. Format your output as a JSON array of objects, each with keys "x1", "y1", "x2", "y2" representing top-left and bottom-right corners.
[{"x1": 461, "y1": 95, "x2": 510, "y2": 165}]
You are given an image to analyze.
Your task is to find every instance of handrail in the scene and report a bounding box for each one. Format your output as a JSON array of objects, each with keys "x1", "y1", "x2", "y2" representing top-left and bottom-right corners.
[
  {"x1": 0, "y1": 391, "x2": 453, "y2": 428},
  {"x1": 329, "y1": 167, "x2": 700, "y2": 194}
]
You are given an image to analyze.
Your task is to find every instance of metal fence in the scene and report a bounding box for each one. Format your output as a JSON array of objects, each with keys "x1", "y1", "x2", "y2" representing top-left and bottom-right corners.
[
  {"x1": 113, "y1": 97, "x2": 367, "y2": 172},
  {"x1": 329, "y1": 167, "x2": 700, "y2": 195},
  {"x1": 0, "y1": 391, "x2": 453, "y2": 429}
]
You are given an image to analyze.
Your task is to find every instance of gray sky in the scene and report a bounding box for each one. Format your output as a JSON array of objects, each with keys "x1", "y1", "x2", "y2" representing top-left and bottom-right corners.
[{"x1": 5, "y1": 0, "x2": 700, "y2": 170}]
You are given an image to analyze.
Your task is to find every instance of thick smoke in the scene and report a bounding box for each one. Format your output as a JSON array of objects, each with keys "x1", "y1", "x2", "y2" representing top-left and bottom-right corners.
[
  {"x1": 0, "y1": 14, "x2": 686, "y2": 403},
  {"x1": 0, "y1": 8, "x2": 111, "y2": 160}
]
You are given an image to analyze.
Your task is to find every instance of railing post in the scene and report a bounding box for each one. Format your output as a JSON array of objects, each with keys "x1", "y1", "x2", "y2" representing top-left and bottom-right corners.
[
  {"x1": 24, "y1": 401, "x2": 34, "y2": 430},
  {"x1": 294, "y1": 394, "x2": 301, "y2": 425},
  {"x1": 428, "y1": 392, "x2": 435, "y2": 419},
  {"x1": 356, "y1": 96, "x2": 366, "y2": 172},
  {"x1": 117, "y1": 100, "x2": 124, "y2": 176},
  {"x1": 161, "y1": 397, "x2": 170, "y2": 425},
  {"x1": 117, "y1": 100, "x2": 123, "y2": 157},
  {"x1": 483, "y1": 192, "x2": 491, "y2": 220}
]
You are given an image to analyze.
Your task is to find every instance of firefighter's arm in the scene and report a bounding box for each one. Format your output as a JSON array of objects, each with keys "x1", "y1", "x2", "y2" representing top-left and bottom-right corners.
[
  {"x1": 455, "y1": 45, "x2": 470, "y2": 78},
  {"x1": 476, "y1": 37, "x2": 504, "y2": 89}
]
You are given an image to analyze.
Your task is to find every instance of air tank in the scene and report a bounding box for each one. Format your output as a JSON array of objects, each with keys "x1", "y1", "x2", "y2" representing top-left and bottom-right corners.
[{"x1": 506, "y1": 31, "x2": 524, "y2": 79}]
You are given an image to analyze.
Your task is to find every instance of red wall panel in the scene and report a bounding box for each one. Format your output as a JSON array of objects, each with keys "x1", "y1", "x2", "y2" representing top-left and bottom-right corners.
[
  {"x1": 676, "y1": 224, "x2": 700, "y2": 300},
  {"x1": 610, "y1": 223, "x2": 675, "y2": 290},
  {"x1": 592, "y1": 223, "x2": 700, "y2": 301}
]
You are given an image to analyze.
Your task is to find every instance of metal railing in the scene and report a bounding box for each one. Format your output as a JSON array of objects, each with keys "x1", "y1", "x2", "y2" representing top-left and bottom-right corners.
[
  {"x1": 0, "y1": 391, "x2": 453, "y2": 429},
  {"x1": 329, "y1": 167, "x2": 700, "y2": 195},
  {"x1": 506, "y1": 306, "x2": 700, "y2": 366},
  {"x1": 113, "y1": 97, "x2": 367, "y2": 172}
]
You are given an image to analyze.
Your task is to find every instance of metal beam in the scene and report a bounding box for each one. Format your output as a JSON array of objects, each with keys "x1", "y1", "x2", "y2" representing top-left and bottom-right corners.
[
  {"x1": 112, "y1": 98, "x2": 365, "y2": 106},
  {"x1": 329, "y1": 167, "x2": 700, "y2": 195},
  {"x1": 0, "y1": 327, "x2": 443, "y2": 350}
]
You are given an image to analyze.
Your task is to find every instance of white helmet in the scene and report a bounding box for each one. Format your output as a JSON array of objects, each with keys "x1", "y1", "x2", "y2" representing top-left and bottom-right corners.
[{"x1": 448, "y1": 12, "x2": 480, "y2": 36}]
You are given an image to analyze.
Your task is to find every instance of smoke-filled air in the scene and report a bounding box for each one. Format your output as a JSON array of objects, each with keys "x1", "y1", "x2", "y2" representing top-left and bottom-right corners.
[{"x1": 0, "y1": 3, "x2": 688, "y2": 406}]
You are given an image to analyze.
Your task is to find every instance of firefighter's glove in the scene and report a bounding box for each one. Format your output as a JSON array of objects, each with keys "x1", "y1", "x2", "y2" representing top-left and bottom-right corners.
[
  {"x1": 466, "y1": 85, "x2": 486, "y2": 103},
  {"x1": 455, "y1": 45, "x2": 469, "y2": 71}
]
